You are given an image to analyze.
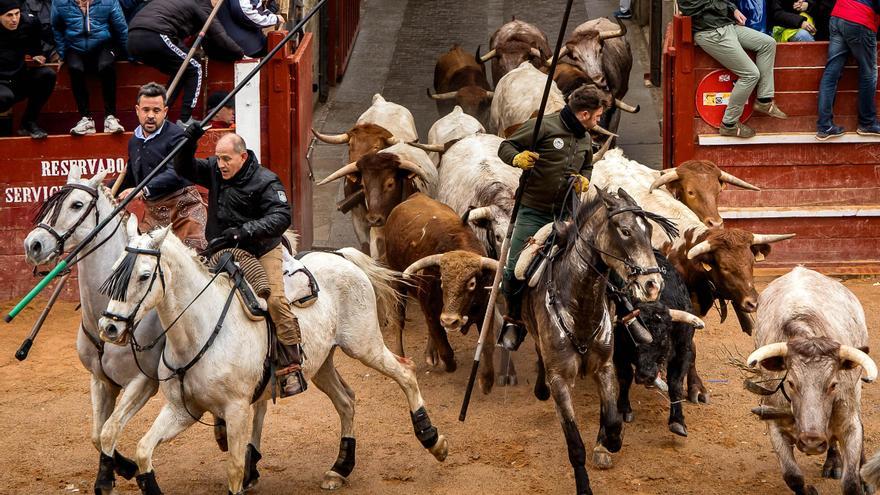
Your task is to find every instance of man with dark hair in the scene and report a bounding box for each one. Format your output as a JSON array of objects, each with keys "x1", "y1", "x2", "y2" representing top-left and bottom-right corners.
[
  {"x1": 127, "y1": 0, "x2": 244, "y2": 124},
  {"x1": 207, "y1": 90, "x2": 234, "y2": 129},
  {"x1": 117, "y1": 82, "x2": 208, "y2": 250},
  {"x1": 174, "y1": 127, "x2": 306, "y2": 398},
  {"x1": 495, "y1": 85, "x2": 609, "y2": 350},
  {"x1": 0, "y1": 0, "x2": 56, "y2": 138}
]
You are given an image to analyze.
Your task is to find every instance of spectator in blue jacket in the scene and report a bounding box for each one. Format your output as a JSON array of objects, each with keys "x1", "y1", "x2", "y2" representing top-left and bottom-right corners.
[
  {"x1": 216, "y1": 0, "x2": 283, "y2": 57},
  {"x1": 52, "y1": 0, "x2": 128, "y2": 135}
]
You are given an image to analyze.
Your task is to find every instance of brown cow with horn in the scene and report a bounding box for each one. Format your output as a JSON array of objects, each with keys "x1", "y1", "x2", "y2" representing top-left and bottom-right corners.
[
  {"x1": 427, "y1": 45, "x2": 494, "y2": 128},
  {"x1": 384, "y1": 193, "x2": 503, "y2": 393}
]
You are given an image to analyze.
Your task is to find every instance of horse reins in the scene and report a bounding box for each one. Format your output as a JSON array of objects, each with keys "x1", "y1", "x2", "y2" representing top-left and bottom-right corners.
[{"x1": 35, "y1": 184, "x2": 100, "y2": 261}]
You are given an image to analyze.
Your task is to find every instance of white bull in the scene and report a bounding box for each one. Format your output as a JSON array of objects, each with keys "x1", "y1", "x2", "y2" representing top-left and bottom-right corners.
[
  {"x1": 410, "y1": 105, "x2": 485, "y2": 166},
  {"x1": 489, "y1": 61, "x2": 565, "y2": 137},
  {"x1": 747, "y1": 267, "x2": 877, "y2": 495}
]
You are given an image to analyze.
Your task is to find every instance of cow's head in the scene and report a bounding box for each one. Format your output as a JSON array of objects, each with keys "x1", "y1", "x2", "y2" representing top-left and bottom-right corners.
[
  {"x1": 428, "y1": 86, "x2": 494, "y2": 123},
  {"x1": 650, "y1": 160, "x2": 760, "y2": 228},
  {"x1": 318, "y1": 152, "x2": 431, "y2": 227},
  {"x1": 481, "y1": 40, "x2": 545, "y2": 80},
  {"x1": 405, "y1": 250, "x2": 498, "y2": 333},
  {"x1": 555, "y1": 17, "x2": 626, "y2": 89},
  {"x1": 630, "y1": 302, "x2": 704, "y2": 385},
  {"x1": 686, "y1": 229, "x2": 794, "y2": 314},
  {"x1": 749, "y1": 334, "x2": 877, "y2": 455},
  {"x1": 312, "y1": 123, "x2": 400, "y2": 162}
]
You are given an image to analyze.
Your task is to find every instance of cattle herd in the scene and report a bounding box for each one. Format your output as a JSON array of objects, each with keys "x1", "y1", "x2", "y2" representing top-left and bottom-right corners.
[{"x1": 309, "y1": 14, "x2": 880, "y2": 495}]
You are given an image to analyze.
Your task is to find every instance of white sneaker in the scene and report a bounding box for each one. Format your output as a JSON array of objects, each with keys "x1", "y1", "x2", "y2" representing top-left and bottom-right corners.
[
  {"x1": 70, "y1": 116, "x2": 96, "y2": 136},
  {"x1": 104, "y1": 115, "x2": 125, "y2": 134}
]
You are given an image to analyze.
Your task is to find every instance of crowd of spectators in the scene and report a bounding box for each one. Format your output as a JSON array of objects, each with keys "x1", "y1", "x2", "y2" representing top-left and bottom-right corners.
[{"x1": 0, "y1": 0, "x2": 280, "y2": 139}]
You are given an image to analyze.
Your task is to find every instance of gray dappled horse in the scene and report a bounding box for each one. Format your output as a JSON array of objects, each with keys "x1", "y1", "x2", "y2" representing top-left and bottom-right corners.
[{"x1": 524, "y1": 188, "x2": 667, "y2": 495}]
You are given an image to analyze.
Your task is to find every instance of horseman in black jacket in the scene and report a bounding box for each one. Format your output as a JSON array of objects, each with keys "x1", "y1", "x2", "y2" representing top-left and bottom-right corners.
[{"x1": 175, "y1": 127, "x2": 306, "y2": 397}]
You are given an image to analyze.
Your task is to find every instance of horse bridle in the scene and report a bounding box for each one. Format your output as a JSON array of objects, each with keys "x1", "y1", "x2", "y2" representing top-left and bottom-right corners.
[
  {"x1": 101, "y1": 247, "x2": 166, "y2": 333},
  {"x1": 35, "y1": 183, "x2": 100, "y2": 260},
  {"x1": 582, "y1": 204, "x2": 666, "y2": 284}
]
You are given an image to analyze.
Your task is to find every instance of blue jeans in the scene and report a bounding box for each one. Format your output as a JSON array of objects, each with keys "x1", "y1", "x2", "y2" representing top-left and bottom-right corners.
[
  {"x1": 789, "y1": 29, "x2": 815, "y2": 42},
  {"x1": 817, "y1": 17, "x2": 878, "y2": 130}
]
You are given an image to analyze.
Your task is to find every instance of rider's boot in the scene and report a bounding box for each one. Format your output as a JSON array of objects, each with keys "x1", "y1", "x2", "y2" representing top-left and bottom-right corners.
[
  {"x1": 498, "y1": 279, "x2": 528, "y2": 351},
  {"x1": 276, "y1": 314, "x2": 307, "y2": 398}
]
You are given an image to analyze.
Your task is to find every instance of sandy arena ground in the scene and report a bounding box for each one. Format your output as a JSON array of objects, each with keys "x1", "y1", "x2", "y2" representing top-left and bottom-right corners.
[{"x1": 1, "y1": 277, "x2": 879, "y2": 494}]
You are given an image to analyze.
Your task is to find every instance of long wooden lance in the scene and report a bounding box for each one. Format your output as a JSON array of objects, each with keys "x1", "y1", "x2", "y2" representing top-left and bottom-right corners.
[
  {"x1": 167, "y1": 0, "x2": 228, "y2": 97},
  {"x1": 459, "y1": 0, "x2": 576, "y2": 422},
  {"x1": 5, "y1": 0, "x2": 328, "y2": 323}
]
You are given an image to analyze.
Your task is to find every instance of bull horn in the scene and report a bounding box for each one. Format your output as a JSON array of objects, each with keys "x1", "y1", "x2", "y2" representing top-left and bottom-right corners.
[
  {"x1": 404, "y1": 254, "x2": 443, "y2": 277},
  {"x1": 546, "y1": 46, "x2": 569, "y2": 66},
  {"x1": 591, "y1": 136, "x2": 614, "y2": 164},
  {"x1": 312, "y1": 128, "x2": 351, "y2": 144},
  {"x1": 591, "y1": 125, "x2": 618, "y2": 138},
  {"x1": 747, "y1": 342, "x2": 788, "y2": 368},
  {"x1": 600, "y1": 16, "x2": 627, "y2": 40},
  {"x1": 398, "y1": 159, "x2": 430, "y2": 181},
  {"x1": 479, "y1": 48, "x2": 496, "y2": 62},
  {"x1": 386, "y1": 136, "x2": 400, "y2": 145},
  {"x1": 480, "y1": 257, "x2": 499, "y2": 272},
  {"x1": 485, "y1": 91, "x2": 494, "y2": 99},
  {"x1": 465, "y1": 206, "x2": 493, "y2": 222},
  {"x1": 751, "y1": 233, "x2": 796, "y2": 246},
  {"x1": 428, "y1": 89, "x2": 458, "y2": 101},
  {"x1": 649, "y1": 169, "x2": 680, "y2": 192},
  {"x1": 839, "y1": 345, "x2": 879, "y2": 383},
  {"x1": 529, "y1": 47, "x2": 543, "y2": 59},
  {"x1": 668, "y1": 309, "x2": 705, "y2": 329},
  {"x1": 317, "y1": 161, "x2": 359, "y2": 186},
  {"x1": 614, "y1": 99, "x2": 640, "y2": 113},
  {"x1": 686, "y1": 240, "x2": 714, "y2": 260},
  {"x1": 719, "y1": 171, "x2": 761, "y2": 191},
  {"x1": 407, "y1": 141, "x2": 446, "y2": 153}
]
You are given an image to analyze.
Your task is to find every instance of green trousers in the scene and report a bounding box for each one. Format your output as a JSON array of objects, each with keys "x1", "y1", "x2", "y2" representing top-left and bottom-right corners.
[
  {"x1": 694, "y1": 24, "x2": 776, "y2": 126},
  {"x1": 502, "y1": 206, "x2": 556, "y2": 302}
]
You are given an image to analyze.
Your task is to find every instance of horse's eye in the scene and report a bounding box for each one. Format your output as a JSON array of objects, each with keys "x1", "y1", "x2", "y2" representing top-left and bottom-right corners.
[
  {"x1": 138, "y1": 274, "x2": 150, "y2": 282},
  {"x1": 71, "y1": 201, "x2": 84, "y2": 210},
  {"x1": 620, "y1": 228, "x2": 631, "y2": 237}
]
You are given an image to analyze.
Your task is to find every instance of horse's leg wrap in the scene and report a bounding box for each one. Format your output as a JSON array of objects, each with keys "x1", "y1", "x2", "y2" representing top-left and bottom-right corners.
[
  {"x1": 243, "y1": 443, "x2": 262, "y2": 489},
  {"x1": 113, "y1": 450, "x2": 138, "y2": 480},
  {"x1": 331, "y1": 437, "x2": 356, "y2": 478},
  {"x1": 410, "y1": 407, "x2": 438, "y2": 449},
  {"x1": 94, "y1": 452, "x2": 116, "y2": 493},
  {"x1": 135, "y1": 471, "x2": 163, "y2": 495}
]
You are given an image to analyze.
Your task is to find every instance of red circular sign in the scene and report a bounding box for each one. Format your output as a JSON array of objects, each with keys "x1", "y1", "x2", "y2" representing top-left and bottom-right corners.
[{"x1": 695, "y1": 69, "x2": 755, "y2": 128}]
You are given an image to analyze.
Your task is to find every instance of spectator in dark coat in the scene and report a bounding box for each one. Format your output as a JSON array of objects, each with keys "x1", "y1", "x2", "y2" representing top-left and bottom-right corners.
[
  {"x1": 22, "y1": 0, "x2": 56, "y2": 60},
  {"x1": 216, "y1": 0, "x2": 283, "y2": 57},
  {"x1": 52, "y1": 0, "x2": 128, "y2": 135},
  {"x1": 127, "y1": 0, "x2": 244, "y2": 123},
  {"x1": 0, "y1": 0, "x2": 56, "y2": 138},
  {"x1": 771, "y1": 0, "x2": 819, "y2": 40}
]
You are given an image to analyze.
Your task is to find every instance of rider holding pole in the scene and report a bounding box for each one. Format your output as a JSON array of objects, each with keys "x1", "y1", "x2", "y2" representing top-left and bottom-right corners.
[
  {"x1": 175, "y1": 127, "x2": 306, "y2": 398},
  {"x1": 496, "y1": 85, "x2": 610, "y2": 351}
]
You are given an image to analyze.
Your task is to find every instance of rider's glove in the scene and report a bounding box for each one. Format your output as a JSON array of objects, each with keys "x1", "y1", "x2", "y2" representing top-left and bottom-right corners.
[
  {"x1": 512, "y1": 150, "x2": 539, "y2": 170},
  {"x1": 221, "y1": 227, "x2": 243, "y2": 244},
  {"x1": 571, "y1": 174, "x2": 590, "y2": 194}
]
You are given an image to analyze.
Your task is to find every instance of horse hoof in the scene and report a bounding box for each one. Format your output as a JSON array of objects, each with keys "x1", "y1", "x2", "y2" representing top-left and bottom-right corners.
[
  {"x1": 321, "y1": 471, "x2": 347, "y2": 490},
  {"x1": 822, "y1": 463, "x2": 842, "y2": 479},
  {"x1": 669, "y1": 422, "x2": 688, "y2": 437},
  {"x1": 805, "y1": 485, "x2": 818, "y2": 495},
  {"x1": 478, "y1": 373, "x2": 494, "y2": 395},
  {"x1": 534, "y1": 382, "x2": 550, "y2": 401},
  {"x1": 429, "y1": 434, "x2": 449, "y2": 462},
  {"x1": 443, "y1": 359, "x2": 457, "y2": 373},
  {"x1": 498, "y1": 374, "x2": 518, "y2": 386},
  {"x1": 688, "y1": 389, "x2": 709, "y2": 404},
  {"x1": 591, "y1": 446, "x2": 613, "y2": 470},
  {"x1": 623, "y1": 411, "x2": 634, "y2": 423}
]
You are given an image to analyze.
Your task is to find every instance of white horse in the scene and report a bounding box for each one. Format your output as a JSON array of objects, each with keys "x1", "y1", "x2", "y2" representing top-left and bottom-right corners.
[
  {"x1": 22, "y1": 167, "x2": 162, "y2": 494},
  {"x1": 97, "y1": 225, "x2": 448, "y2": 494}
]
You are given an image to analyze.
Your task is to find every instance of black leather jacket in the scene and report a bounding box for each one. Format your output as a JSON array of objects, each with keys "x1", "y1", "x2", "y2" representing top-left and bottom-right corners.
[{"x1": 174, "y1": 146, "x2": 291, "y2": 257}]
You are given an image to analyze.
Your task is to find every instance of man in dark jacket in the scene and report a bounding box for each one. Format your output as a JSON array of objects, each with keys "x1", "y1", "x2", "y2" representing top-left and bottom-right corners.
[
  {"x1": 175, "y1": 126, "x2": 306, "y2": 397},
  {"x1": 217, "y1": 0, "x2": 283, "y2": 57},
  {"x1": 678, "y1": 0, "x2": 788, "y2": 138},
  {"x1": 22, "y1": 0, "x2": 56, "y2": 60},
  {"x1": 118, "y1": 83, "x2": 208, "y2": 250},
  {"x1": 495, "y1": 85, "x2": 608, "y2": 350},
  {"x1": 771, "y1": 0, "x2": 818, "y2": 40},
  {"x1": 127, "y1": 0, "x2": 244, "y2": 123},
  {"x1": 52, "y1": 0, "x2": 128, "y2": 135},
  {"x1": 0, "y1": 0, "x2": 55, "y2": 138}
]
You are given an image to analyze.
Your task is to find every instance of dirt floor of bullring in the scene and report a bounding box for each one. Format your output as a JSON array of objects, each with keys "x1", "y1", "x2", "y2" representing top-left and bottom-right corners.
[{"x1": 4, "y1": 2, "x2": 880, "y2": 495}]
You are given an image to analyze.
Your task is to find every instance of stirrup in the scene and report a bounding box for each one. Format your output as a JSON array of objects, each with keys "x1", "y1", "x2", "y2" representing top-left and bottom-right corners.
[
  {"x1": 497, "y1": 317, "x2": 527, "y2": 351},
  {"x1": 276, "y1": 365, "x2": 307, "y2": 398}
]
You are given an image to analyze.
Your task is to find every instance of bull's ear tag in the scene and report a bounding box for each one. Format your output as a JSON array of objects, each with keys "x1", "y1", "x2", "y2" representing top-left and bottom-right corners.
[
  {"x1": 701, "y1": 262, "x2": 713, "y2": 272},
  {"x1": 754, "y1": 252, "x2": 765, "y2": 262}
]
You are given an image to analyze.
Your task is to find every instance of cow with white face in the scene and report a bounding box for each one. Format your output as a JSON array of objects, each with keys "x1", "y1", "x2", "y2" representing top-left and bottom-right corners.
[
  {"x1": 489, "y1": 61, "x2": 566, "y2": 137},
  {"x1": 409, "y1": 106, "x2": 485, "y2": 166},
  {"x1": 313, "y1": 94, "x2": 418, "y2": 254},
  {"x1": 748, "y1": 267, "x2": 876, "y2": 495}
]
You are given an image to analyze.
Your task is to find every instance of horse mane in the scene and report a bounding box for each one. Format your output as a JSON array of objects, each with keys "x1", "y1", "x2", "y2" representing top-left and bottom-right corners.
[{"x1": 32, "y1": 186, "x2": 73, "y2": 225}]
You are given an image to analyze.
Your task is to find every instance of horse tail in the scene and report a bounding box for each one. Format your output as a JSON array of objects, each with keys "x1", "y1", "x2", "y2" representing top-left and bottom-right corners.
[
  {"x1": 336, "y1": 247, "x2": 404, "y2": 321},
  {"x1": 863, "y1": 452, "x2": 880, "y2": 489}
]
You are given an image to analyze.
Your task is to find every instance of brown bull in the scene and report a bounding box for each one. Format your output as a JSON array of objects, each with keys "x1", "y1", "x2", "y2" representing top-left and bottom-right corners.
[
  {"x1": 385, "y1": 193, "x2": 501, "y2": 393},
  {"x1": 428, "y1": 45, "x2": 493, "y2": 127},
  {"x1": 480, "y1": 19, "x2": 551, "y2": 87},
  {"x1": 650, "y1": 160, "x2": 760, "y2": 227}
]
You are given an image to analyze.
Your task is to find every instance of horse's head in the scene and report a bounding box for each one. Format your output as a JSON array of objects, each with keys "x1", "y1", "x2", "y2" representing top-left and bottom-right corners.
[
  {"x1": 591, "y1": 187, "x2": 665, "y2": 302},
  {"x1": 97, "y1": 225, "x2": 171, "y2": 346},
  {"x1": 23, "y1": 166, "x2": 109, "y2": 266}
]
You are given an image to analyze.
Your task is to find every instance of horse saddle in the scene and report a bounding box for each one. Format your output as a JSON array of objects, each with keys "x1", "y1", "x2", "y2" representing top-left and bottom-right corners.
[{"x1": 514, "y1": 223, "x2": 559, "y2": 288}]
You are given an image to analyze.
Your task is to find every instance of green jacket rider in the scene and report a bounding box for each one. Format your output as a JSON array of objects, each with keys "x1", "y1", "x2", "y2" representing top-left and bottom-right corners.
[{"x1": 496, "y1": 85, "x2": 610, "y2": 350}]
